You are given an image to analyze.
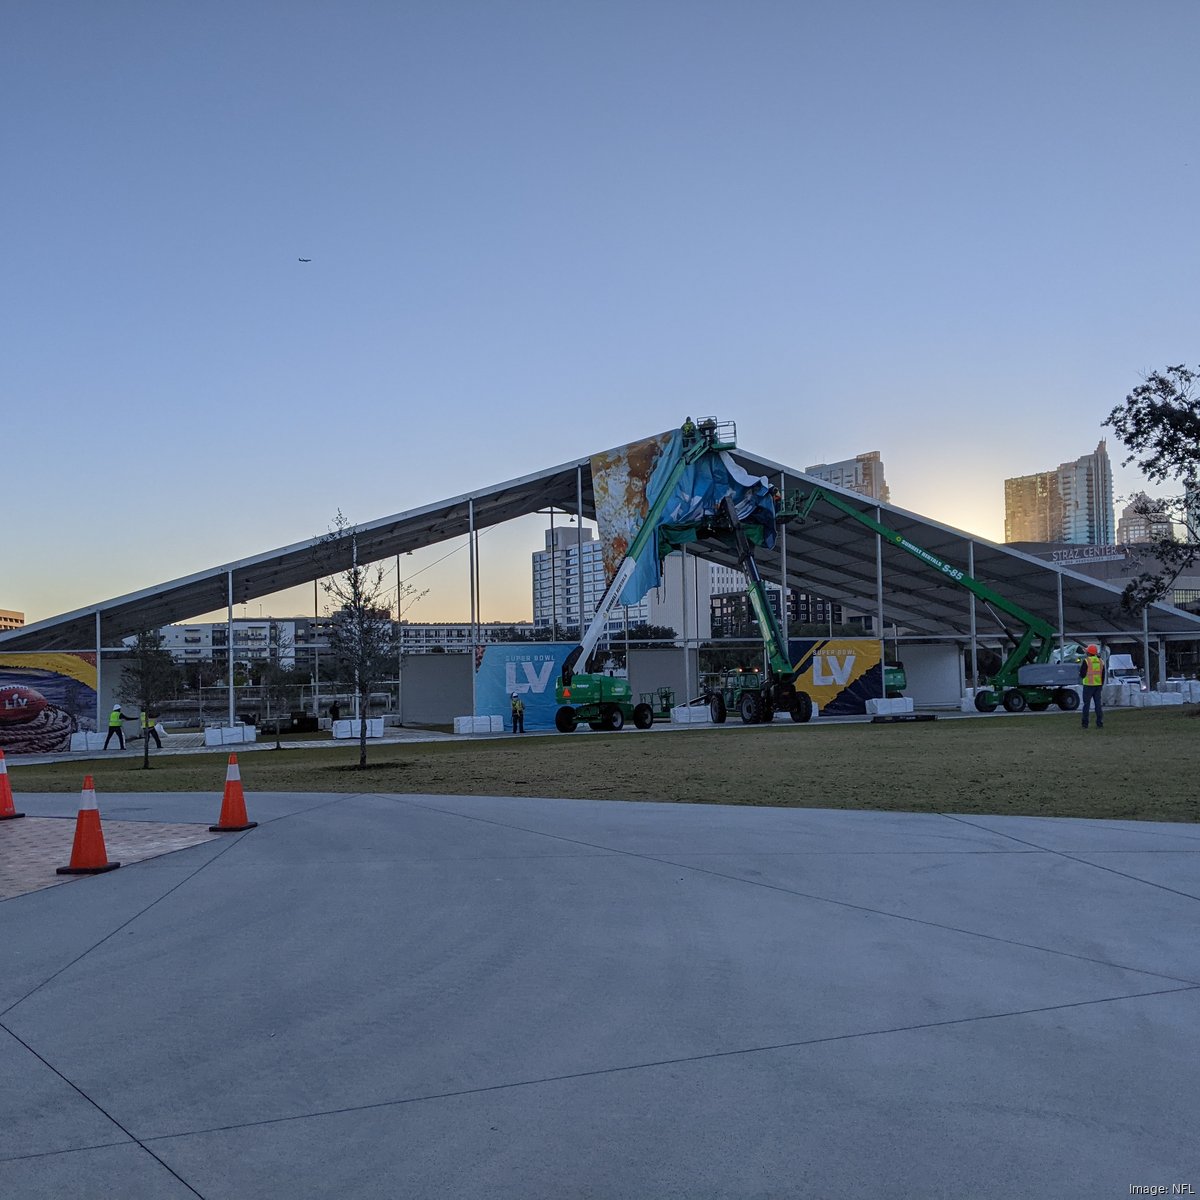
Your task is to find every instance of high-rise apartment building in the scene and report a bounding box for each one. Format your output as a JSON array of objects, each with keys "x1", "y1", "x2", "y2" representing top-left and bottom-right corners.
[
  {"x1": 1116, "y1": 494, "x2": 1173, "y2": 545},
  {"x1": 0, "y1": 610, "x2": 24, "y2": 632},
  {"x1": 1004, "y1": 473, "x2": 1062, "y2": 543},
  {"x1": 533, "y1": 527, "x2": 651, "y2": 637},
  {"x1": 531, "y1": 527, "x2": 714, "y2": 642},
  {"x1": 1004, "y1": 440, "x2": 1113, "y2": 545},
  {"x1": 804, "y1": 451, "x2": 890, "y2": 502}
]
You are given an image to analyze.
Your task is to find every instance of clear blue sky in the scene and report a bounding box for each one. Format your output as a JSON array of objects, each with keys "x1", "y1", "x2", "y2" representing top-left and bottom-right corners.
[{"x1": 6, "y1": 1, "x2": 1197, "y2": 625}]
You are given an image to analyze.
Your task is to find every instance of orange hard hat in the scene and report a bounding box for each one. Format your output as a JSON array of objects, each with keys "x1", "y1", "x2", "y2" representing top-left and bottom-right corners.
[{"x1": 1086, "y1": 644, "x2": 1098, "y2": 655}]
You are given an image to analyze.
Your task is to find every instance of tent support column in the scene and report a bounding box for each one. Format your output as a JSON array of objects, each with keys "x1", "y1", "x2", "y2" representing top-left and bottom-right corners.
[
  {"x1": 875, "y1": 508, "x2": 885, "y2": 699},
  {"x1": 95, "y1": 611, "x2": 103, "y2": 732},
  {"x1": 779, "y1": 473, "x2": 789, "y2": 650},
  {"x1": 227, "y1": 570, "x2": 235, "y2": 727},
  {"x1": 968, "y1": 541, "x2": 978, "y2": 692},
  {"x1": 469, "y1": 498, "x2": 477, "y2": 717},
  {"x1": 1143, "y1": 607, "x2": 1152, "y2": 688}
]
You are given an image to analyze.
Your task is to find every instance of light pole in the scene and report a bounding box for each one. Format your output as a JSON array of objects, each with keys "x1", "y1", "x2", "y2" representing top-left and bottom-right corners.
[
  {"x1": 395, "y1": 551, "x2": 412, "y2": 723},
  {"x1": 537, "y1": 508, "x2": 559, "y2": 640}
]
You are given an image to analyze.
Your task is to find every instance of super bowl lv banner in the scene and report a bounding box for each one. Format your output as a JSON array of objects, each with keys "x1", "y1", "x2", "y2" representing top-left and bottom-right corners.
[
  {"x1": 789, "y1": 639, "x2": 882, "y2": 716},
  {"x1": 474, "y1": 644, "x2": 575, "y2": 731},
  {"x1": 0, "y1": 653, "x2": 98, "y2": 755}
]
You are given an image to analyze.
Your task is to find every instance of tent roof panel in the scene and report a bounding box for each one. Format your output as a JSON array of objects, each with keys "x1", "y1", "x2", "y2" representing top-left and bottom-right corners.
[{"x1": 3, "y1": 437, "x2": 1197, "y2": 652}]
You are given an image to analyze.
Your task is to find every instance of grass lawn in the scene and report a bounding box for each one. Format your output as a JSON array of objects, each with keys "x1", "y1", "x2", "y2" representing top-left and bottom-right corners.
[{"x1": 9, "y1": 707, "x2": 1197, "y2": 823}]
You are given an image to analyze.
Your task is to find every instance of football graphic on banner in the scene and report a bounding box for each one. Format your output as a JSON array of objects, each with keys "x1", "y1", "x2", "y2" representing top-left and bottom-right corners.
[{"x1": 0, "y1": 686, "x2": 50, "y2": 724}]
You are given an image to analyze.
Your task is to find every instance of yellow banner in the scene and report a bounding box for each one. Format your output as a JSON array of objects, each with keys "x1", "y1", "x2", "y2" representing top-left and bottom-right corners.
[
  {"x1": 0, "y1": 652, "x2": 97, "y2": 689},
  {"x1": 791, "y1": 638, "x2": 881, "y2": 713}
]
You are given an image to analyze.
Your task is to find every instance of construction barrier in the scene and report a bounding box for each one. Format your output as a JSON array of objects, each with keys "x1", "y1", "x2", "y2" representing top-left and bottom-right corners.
[
  {"x1": 453, "y1": 716, "x2": 504, "y2": 734},
  {"x1": 0, "y1": 750, "x2": 25, "y2": 820},
  {"x1": 56, "y1": 776, "x2": 120, "y2": 875},
  {"x1": 210, "y1": 754, "x2": 257, "y2": 832}
]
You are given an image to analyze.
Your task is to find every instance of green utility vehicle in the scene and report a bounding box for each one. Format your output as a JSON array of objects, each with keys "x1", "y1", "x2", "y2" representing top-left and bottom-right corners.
[
  {"x1": 789, "y1": 487, "x2": 1079, "y2": 715},
  {"x1": 884, "y1": 662, "x2": 907, "y2": 698},
  {"x1": 639, "y1": 687, "x2": 678, "y2": 722}
]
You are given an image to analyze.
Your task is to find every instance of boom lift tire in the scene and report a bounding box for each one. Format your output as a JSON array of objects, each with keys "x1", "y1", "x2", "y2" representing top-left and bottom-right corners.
[
  {"x1": 1053, "y1": 688, "x2": 1080, "y2": 711},
  {"x1": 739, "y1": 692, "x2": 763, "y2": 725},
  {"x1": 1028, "y1": 701, "x2": 1050, "y2": 712},
  {"x1": 1002, "y1": 690, "x2": 1028, "y2": 713},
  {"x1": 633, "y1": 703, "x2": 654, "y2": 730},
  {"x1": 789, "y1": 693, "x2": 813, "y2": 723},
  {"x1": 555, "y1": 706, "x2": 578, "y2": 733},
  {"x1": 602, "y1": 705, "x2": 624, "y2": 732},
  {"x1": 974, "y1": 692, "x2": 999, "y2": 713},
  {"x1": 709, "y1": 694, "x2": 727, "y2": 724}
]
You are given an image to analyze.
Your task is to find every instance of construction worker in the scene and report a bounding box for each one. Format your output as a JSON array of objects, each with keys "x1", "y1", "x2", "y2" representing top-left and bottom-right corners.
[
  {"x1": 141, "y1": 710, "x2": 162, "y2": 749},
  {"x1": 681, "y1": 416, "x2": 697, "y2": 446},
  {"x1": 103, "y1": 704, "x2": 133, "y2": 750},
  {"x1": 510, "y1": 692, "x2": 525, "y2": 734},
  {"x1": 1079, "y1": 644, "x2": 1105, "y2": 730}
]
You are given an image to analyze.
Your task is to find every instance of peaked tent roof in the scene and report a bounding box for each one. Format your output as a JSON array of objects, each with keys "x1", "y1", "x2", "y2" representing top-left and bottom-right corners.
[{"x1": 3, "y1": 433, "x2": 1198, "y2": 653}]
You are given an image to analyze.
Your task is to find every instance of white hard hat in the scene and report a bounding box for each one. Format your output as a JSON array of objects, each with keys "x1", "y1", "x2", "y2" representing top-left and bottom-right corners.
[{"x1": 511, "y1": 692, "x2": 518, "y2": 698}]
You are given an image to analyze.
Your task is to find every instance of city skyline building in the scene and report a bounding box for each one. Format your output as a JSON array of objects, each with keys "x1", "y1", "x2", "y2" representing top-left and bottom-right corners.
[
  {"x1": 1116, "y1": 493, "x2": 1174, "y2": 545},
  {"x1": 1004, "y1": 440, "x2": 1114, "y2": 545},
  {"x1": 532, "y1": 527, "x2": 713, "y2": 645},
  {"x1": 0, "y1": 610, "x2": 24, "y2": 632},
  {"x1": 803, "y1": 450, "x2": 890, "y2": 503}
]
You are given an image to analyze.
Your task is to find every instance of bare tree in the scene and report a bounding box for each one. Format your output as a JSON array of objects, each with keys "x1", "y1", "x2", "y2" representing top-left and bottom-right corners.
[
  {"x1": 118, "y1": 630, "x2": 180, "y2": 770},
  {"x1": 315, "y1": 512, "x2": 398, "y2": 768}
]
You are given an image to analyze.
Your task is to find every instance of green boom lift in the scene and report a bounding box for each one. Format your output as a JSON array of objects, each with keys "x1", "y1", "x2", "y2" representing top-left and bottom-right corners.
[
  {"x1": 789, "y1": 486, "x2": 1079, "y2": 714},
  {"x1": 700, "y1": 494, "x2": 814, "y2": 724}
]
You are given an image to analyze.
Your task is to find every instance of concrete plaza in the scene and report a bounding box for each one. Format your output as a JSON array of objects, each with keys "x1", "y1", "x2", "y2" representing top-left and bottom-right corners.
[{"x1": 1, "y1": 790, "x2": 1197, "y2": 1198}]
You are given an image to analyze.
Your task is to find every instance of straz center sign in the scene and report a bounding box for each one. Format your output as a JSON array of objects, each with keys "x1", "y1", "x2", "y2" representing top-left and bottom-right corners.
[{"x1": 1048, "y1": 545, "x2": 1127, "y2": 566}]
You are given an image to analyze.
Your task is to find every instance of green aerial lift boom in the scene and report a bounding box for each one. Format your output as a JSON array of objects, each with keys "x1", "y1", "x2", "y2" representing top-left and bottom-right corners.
[
  {"x1": 701, "y1": 495, "x2": 814, "y2": 724},
  {"x1": 790, "y1": 486, "x2": 1080, "y2": 714},
  {"x1": 554, "y1": 418, "x2": 739, "y2": 733}
]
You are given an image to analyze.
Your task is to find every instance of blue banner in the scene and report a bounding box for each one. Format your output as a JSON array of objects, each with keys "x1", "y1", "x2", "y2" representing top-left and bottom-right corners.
[
  {"x1": 618, "y1": 431, "x2": 777, "y2": 606},
  {"x1": 475, "y1": 643, "x2": 575, "y2": 731}
]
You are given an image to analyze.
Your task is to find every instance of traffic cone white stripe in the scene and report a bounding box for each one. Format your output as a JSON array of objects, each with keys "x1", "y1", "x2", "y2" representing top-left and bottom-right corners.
[{"x1": 227, "y1": 762, "x2": 240, "y2": 782}]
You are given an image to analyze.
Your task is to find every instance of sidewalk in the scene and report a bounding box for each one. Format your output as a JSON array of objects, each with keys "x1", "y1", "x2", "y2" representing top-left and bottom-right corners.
[{"x1": 2, "y1": 792, "x2": 1197, "y2": 1197}]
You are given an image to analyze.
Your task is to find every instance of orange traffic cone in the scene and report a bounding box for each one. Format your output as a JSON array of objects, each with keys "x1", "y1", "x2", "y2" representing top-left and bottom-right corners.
[
  {"x1": 56, "y1": 776, "x2": 120, "y2": 875},
  {"x1": 0, "y1": 750, "x2": 25, "y2": 820},
  {"x1": 210, "y1": 754, "x2": 257, "y2": 832}
]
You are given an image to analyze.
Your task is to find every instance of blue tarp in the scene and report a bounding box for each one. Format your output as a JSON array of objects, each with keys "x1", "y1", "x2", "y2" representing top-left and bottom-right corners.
[{"x1": 618, "y1": 431, "x2": 777, "y2": 607}]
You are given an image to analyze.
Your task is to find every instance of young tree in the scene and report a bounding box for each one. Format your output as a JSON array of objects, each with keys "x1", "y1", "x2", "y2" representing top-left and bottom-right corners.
[
  {"x1": 315, "y1": 512, "x2": 398, "y2": 768},
  {"x1": 118, "y1": 630, "x2": 180, "y2": 770},
  {"x1": 1104, "y1": 364, "x2": 1200, "y2": 612}
]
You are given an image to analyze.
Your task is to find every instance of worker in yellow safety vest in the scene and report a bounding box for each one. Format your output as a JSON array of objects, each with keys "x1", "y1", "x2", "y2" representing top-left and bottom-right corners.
[
  {"x1": 510, "y1": 692, "x2": 525, "y2": 734},
  {"x1": 103, "y1": 704, "x2": 133, "y2": 750},
  {"x1": 141, "y1": 710, "x2": 162, "y2": 749},
  {"x1": 1078, "y1": 645, "x2": 1105, "y2": 730}
]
